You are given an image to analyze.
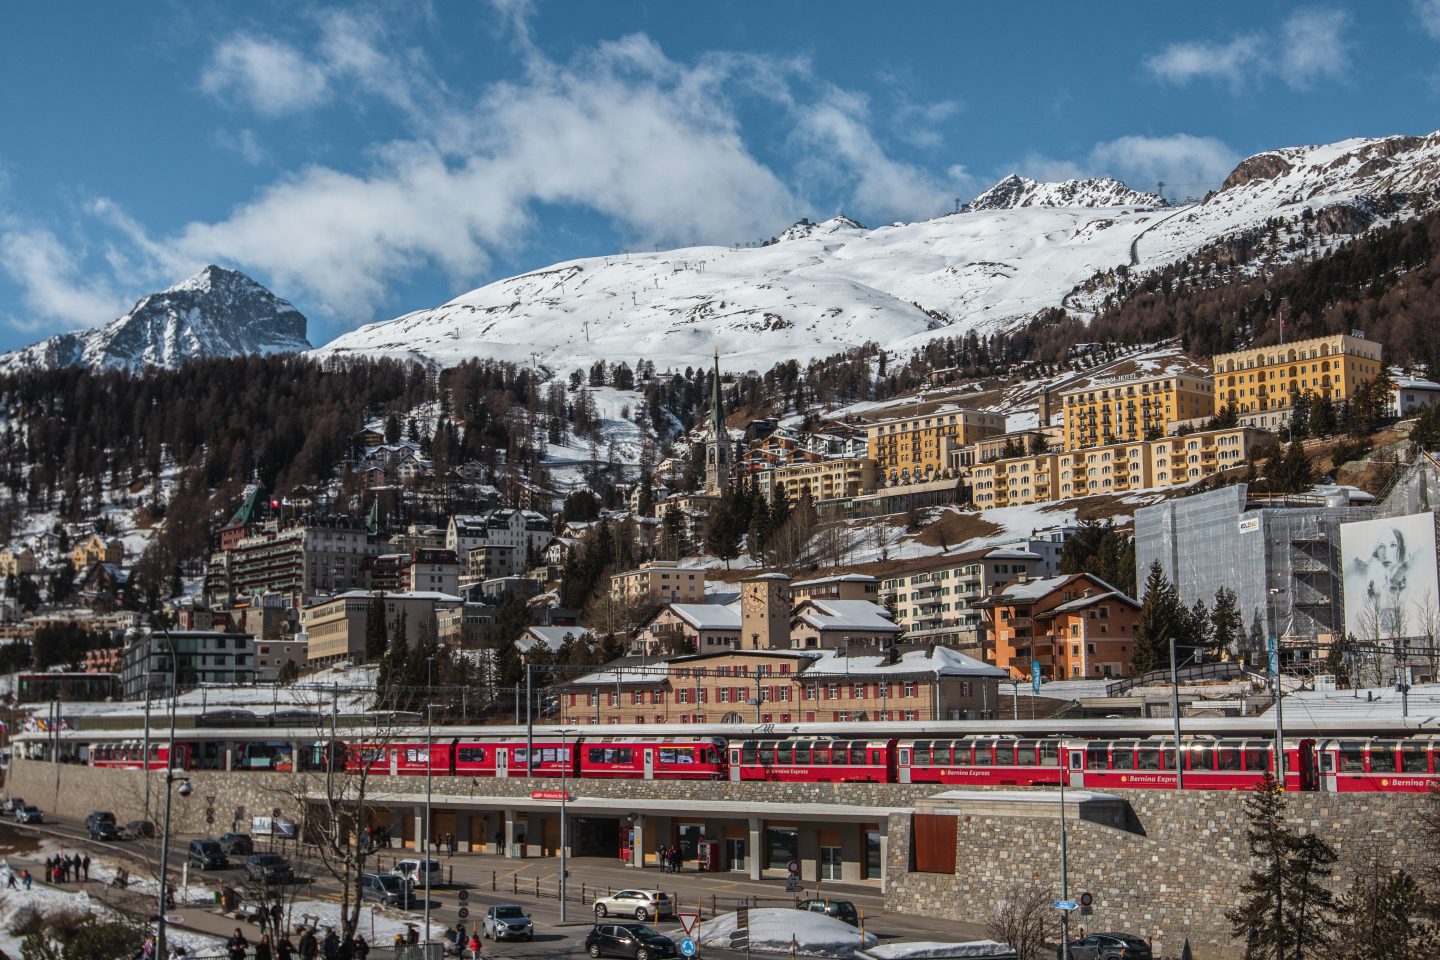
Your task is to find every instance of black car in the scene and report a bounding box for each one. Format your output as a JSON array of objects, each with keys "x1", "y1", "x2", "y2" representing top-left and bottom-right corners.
[
  {"x1": 245, "y1": 853, "x2": 294, "y2": 884},
  {"x1": 1059, "y1": 933, "x2": 1153, "y2": 960},
  {"x1": 89, "y1": 819, "x2": 121, "y2": 841},
  {"x1": 124, "y1": 820, "x2": 156, "y2": 840},
  {"x1": 188, "y1": 839, "x2": 229, "y2": 870},
  {"x1": 796, "y1": 898, "x2": 859, "y2": 927},
  {"x1": 84, "y1": 811, "x2": 116, "y2": 833},
  {"x1": 586, "y1": 923, "x2": 675, "y2": 960},
  {"x1": 360, "y1": 872, "x2": 415, "y2": 908},
  {"x1": 219, "y1": 832, "x2": 254, "y2": 856}
]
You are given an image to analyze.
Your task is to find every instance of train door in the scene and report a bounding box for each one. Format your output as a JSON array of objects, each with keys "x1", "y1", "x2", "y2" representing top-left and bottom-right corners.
[
  {"x1": 643, "y1": 747, "x2": 655, "y2": 780},
  {"x1": 1317, "y1": 740, "x2": 1338, "y2": 792},
  {"x1": 388, "y1": 748, "x2": 398, "y2": 777},
  {"x1": 728, "y1": 746, "x2": 742, "y2": 782},
  {"x1": 897, "y1": 745, "x2": 912, "y2": 784},
  {"x1": 1067, "y1": 748, "x2": 1084, "y2": 788},
  {"x1": 496, "y1": 748, "x2": 510, "y2": 778}
]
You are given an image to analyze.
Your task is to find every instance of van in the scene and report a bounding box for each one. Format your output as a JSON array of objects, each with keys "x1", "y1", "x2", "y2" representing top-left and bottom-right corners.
[
  {"x1": 188, "y1": 839, "x2": 229, "y2": 870},
  {"x1": 393, "y1": 858, "x2": 442, "y2": 887}
]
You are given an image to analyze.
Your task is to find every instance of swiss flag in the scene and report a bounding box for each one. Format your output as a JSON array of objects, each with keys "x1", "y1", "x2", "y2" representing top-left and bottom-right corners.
[{"x1": 270, "y1": 499, "x2": 280, "y2": 509}]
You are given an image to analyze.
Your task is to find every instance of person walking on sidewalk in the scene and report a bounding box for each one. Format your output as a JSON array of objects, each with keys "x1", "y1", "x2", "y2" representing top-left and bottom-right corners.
[
  {"x1": 81, "y1": 855, "x2": 90, "y2": 882},
  {"x1": 254, "y1": 934, "x2": 273, "y2": 960},
  {"x1": 353, "y1": 934, "x2": 369, "y2": 960},
  {"x1": 276, "y1": 935, "x2": 294, "y2": 960},
  {"x1": 298, "y1": 928, "x2": 318, "y2": 960},
  {"x1": 228, "y1": 928, "x2": 250, "y2": 960}
]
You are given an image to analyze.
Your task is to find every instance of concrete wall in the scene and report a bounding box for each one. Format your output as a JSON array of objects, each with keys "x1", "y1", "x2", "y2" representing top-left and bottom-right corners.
[{"x1": 886, "y1": 789, "x2": 1430, "y2": 960}]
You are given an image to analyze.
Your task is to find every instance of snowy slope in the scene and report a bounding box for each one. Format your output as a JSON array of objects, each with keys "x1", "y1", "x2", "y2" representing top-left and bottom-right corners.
[
  {"x1": 315, "y1": 131, "x2": 1440, "y2": 374},
  {"x1": 0, "y1": 265, "x2": 311, "y2": 374}
]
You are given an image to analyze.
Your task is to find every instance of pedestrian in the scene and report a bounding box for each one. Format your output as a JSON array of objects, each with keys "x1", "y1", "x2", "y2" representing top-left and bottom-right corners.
[
  {"x1": 406, "y1": 926, "x2": 419, "y2": 946},
  {"x1": 227, "y1": 928, "x2": 250, "y2": 960},
  {"x1": 298, "y1": 927, "x2": 318, "y2": 960},
  {"x1": 338, "y1": 935, "x2": 355, "y2": 960},
  {"x1": 82, "y1": 855, "x2": 90, "y2": 882},
  {"x1": 255, "y1": 935, "x2": 273, "y2": 960},
  {"x1": 5, "y1": 866, "x2": 15, "y2": 890},
  {"x1": 493, "y1": 829, "x2": 503, "y2": 853},
  {"x1": 140, "y1": 935, "x2": 156, "y2": 960},
  {"x1": 276, "y1": 935, "x2": 294, "y2": 960},
  {"x1": 271, "y1": 902, "x2": 284, "y2": 935},
  {"x1": 321, "y1": 927, "x2": 339, "y2": 960},
  {"x1": 448, "y1": 832, "x2": 457, "y2": 857},
  {"x1": 467, "y1": 932, "x2": 482, "y2": 960},
  {"x1": 353, "y1": 934, "x2": 369, "y2": 960},
  {"x1": 21, "y1": 869, "x2": 31, "y2": 890}
]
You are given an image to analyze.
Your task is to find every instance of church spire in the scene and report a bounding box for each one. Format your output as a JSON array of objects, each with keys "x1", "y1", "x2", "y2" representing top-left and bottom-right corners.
[
  {"x1": 703, "y1": 348, "x2": 731, "y2": 497},
  {"x1": 709, "y1": 347, "x2": 724, "y2": 440}
]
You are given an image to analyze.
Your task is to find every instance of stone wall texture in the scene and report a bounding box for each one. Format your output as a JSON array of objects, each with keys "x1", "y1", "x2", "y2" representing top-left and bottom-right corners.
[{"x1": 11, "y1": 759, "x2": 1428, "y2": 959}]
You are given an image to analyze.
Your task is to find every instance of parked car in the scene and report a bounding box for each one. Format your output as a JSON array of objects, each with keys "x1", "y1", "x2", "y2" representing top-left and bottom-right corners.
[
  {"x1": 7, "y1": 798, "x2": 26, "y2": 812},
  {"x1": 89, "y1": 819, "x2": 121, "y2": 841},
  {"x1": 360, "y1": 872, "x2": 416, "y2": 908},
  {"x1": 244, "y1": 853, "x2": 294, "y2": 884},
  {"x1": 593, "y1": 890, "x2": 674, "y2": 922},
  {"x1": 483, "y1": 904, "x2": 534, "y2": 941},
  {"x1": 796, "y1": 898, "x2": 859, "y2": 927},
  {"x1": 14, "y1": 805, "x2": 43, "y2": 824},
  {"x1": 84, "y1": 811, "x2": 116, "y2": 833},
  {"x1": 219, "y1": 832, "x2": 254, "y2": 856},
  {"x1": 123, "y1": 820, "x2": 156, "y2": 840},
  {"x1": 393, "y1": 858, "x2": 442, "y2": 888},
  {"x1": 585, "y1": 923, "x2": 675, "y2": 960},
  {"x1": 188, "y1": 839, "x2": 229, "y2": 870},
  {"x1": 1058, "y1": 934, "x2": 1154, "y2": 960}
]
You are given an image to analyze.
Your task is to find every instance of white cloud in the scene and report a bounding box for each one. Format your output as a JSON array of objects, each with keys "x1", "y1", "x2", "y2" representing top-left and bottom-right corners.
[
  {"x1": 1278, "y1": 8, "x2": 1350, "y2": 89},
  {"x1": 1142, "y1": 8, "x2": 1350, "y2": 93},
  {"x1": 1143, "y1": 35, "x2": 1261, "y2": 89},
  {"x1": 214, "y1": 129, "x2": 269, "y2": 165},
  {"x1": 1008, "y1": 134, "x2": 1239, "y2": 199},
  {"x1": 200, "y1": 36, "x2": 331, "y2": 115},
  {"x1": 0, "y1": 226, "x2": 125, "y2": 331},
  {"x1": 1417, "y1": 0, "x2": 1440, "y2": 39}
]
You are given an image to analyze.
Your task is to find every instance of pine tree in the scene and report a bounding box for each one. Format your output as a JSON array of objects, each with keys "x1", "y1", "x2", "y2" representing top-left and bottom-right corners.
[
  {"x1": 1130, "y1": 561, "x2": 1186, "y2": 674},
  {"x1": 1227, "y1": 777, "x2": 1292, "y2": 959},
  {"x1": 1285, "y1": 834, "x2": 1338, "y2": 958},
  {"x1": 1211, "y1": 587, "x2": 1243, "y2": 658},
  {"x1": 1333, "y1": 866, "x2": 1440, "y2": 959},
  {"x1": 363, "y1": 598, "x2": 388, "y2": 662}
]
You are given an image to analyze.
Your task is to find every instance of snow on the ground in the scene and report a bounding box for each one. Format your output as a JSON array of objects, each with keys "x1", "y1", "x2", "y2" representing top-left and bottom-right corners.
[
  {"x1": 287, "y1": 898, "x2": 419, "y2": 944},
  {"x1": 1264, "y1": 682, "x2": 1440, "y2": 722},
  {"x1": 863, "y1": 941, "x2": 1015, "y2": 959},
  {"x1": 0, "y1": 861, "x2": 226, "y2": 958},
  {"x1": 544, "y1": 386, "x2": 648, "y2": 493},
  {"x1": 698, "y1": 909, "x2": 876, "y2": 958}
]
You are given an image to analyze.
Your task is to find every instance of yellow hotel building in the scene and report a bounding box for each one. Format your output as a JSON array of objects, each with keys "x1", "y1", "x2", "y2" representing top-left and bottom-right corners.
[
  {"x1": 1211, "y1": 333, "x2": 1383, "y2": 414},
  {"x1": 866, "y1": 407, "x2": 1004, "y2": 484},
  {"x1": 1060, "y1": 374, "x2": 1214, "y2": 450}
]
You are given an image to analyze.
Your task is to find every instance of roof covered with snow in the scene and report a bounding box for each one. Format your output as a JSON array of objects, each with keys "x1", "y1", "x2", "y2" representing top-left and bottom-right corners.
[
  {"x1": 669, "y1": 602, "x2": 741, "y2": 631},
  {"x1": 794, "y1": 599, "x2": 901, "y2": 634}
]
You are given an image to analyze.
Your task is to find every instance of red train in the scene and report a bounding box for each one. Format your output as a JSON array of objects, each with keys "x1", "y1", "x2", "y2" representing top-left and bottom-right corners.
[
  {"x1": 78, "y1": 733, "x2": 1440, "y2": 793},
  {"x1": 89, "y1": 741, "x2": 191, "y2": 771}
]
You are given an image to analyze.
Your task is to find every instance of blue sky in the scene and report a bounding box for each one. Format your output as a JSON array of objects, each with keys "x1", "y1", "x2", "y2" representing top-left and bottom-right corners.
[{"x1": 1, "y1": 0, "x2": 1437, "y2": 351}]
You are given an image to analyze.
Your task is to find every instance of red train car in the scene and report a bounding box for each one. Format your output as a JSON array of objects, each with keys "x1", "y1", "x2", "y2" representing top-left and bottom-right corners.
[
  {"x1": 896, "y1": 737, "x2": 1066, "y2": 786},
  {"x1": 448, "y1": 740, "x2": 576, "y2": 778},
  {"x1": 1063, "y1": 738, "x2": 1316, "y2": 791},
  {"x1": 578, "y1": 737, "x2": 726, "y2": 780},
  {"x1": 727, "y1": 739, "x2": 895, "y2": 783},
  {"x1": 1316, "y1": 737, "x2": 1440, "y2": 792},
  {"x1": 90, "y1": 740, "x2": 190, "y2": 771}
]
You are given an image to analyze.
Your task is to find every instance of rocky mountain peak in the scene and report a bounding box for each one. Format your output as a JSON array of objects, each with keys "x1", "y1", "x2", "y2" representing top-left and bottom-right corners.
[{"x1": 968, "y1": 174, "x2": 1161, "y2": 211}]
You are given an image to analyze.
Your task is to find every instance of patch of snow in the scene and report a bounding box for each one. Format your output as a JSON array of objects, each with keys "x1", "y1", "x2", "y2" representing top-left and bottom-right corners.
[
  {"x1": 863, "y1": 941, "x2": 1015, "y2": 960},
  {"x1": 698, "y1": 909, "x2": 876, "y2": 958}
]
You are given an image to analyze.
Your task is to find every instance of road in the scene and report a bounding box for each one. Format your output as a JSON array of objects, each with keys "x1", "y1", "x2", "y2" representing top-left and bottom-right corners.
[{"x1": 8, "y1": 813, "x2": 989, "y2": 955}]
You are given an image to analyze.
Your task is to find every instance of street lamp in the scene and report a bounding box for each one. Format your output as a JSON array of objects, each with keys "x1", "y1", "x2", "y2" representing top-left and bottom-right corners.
[
  {"x1": 155, "y1": 631, "x2": 190, "y2": 960},
  {"x1": 558, "y1": 728, "x2": 575, "y2": 922}
]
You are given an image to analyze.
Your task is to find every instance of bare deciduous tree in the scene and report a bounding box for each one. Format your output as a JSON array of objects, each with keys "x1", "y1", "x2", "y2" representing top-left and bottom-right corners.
[{"x1": 986, "y1": 884, "x2": 1059, "y2": 960}]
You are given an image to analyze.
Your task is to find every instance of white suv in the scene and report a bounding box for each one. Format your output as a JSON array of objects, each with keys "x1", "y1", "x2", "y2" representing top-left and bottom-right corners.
[{"x1": 593, "y1": 890, "x2": 674, "y2": 922}]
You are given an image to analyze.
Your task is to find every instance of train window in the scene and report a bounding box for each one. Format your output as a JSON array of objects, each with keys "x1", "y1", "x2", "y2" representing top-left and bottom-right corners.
[
  {"x1": 1135, "y1": 747, "x2": 1160, "y2": 770},
  {"x1": 742, "y1": 743, "x2": 757, "y2": 764},
  {"x1": 1242, "y1": 743, "x2": 1267, "y2": 772},
  {"x1": 973, "y1": 740, "x2": 994, "y2": 765},
  {"x1": 1216, "y1": 743, "x2": 1242, "y2": 772},
  {"x1": 1191, "y1": 745, "x2": 1214, "y2": 771},
  {"x1": 932, "y1": 742, "x2": 953, "y2": 765},
  {"x1": 952, "y1": 741, "x2": 973, "y2": 765},
  {"x1": 1038, "y1": 742, "x2": 1059, "y2": 767},
  {"x1": 913, "y1": 741, "x2": 931, "y2": 766},
  {"x1": 812, "y1": 745, "x2": 831, "y2": 765},
  {"x1": 1085, "y1": 743, "x2": 1108, "y2": 770},
  {"x1": 1338, "y1": 742, "x2": 1366, "y2": 773},
  {"x1": 1014, "y1": 741, "x2": 1036, "y2": 765},
  {"x1": 994, "y1": 742, "x2": 1015, "y2": 765},
  {"x1": 758, "y1": 745, "x2": 776, "y2": 765},
  {"x1": 1401, "y1": 742, "x2": 1428, "y2": 774},
  {"x1": 794, "y1": 743, "x2": 811, "y2": 764}
]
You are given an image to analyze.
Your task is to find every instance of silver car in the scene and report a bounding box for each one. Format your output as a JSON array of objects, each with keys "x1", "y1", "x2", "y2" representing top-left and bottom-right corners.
[{"x1": 483, "y1": 903, "x2": 534, "y2": 941}]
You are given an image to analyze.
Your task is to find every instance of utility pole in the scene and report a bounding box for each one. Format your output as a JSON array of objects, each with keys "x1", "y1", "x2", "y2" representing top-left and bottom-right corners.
[
  {"x1": 525, "y1": 664, "x2": 534, "y2": 778},
  {"x1": 1058, "y1": 769, "x2": 1070, "y2": 960},
  {"x1": 1169, "y1": 636, "x2": 1184, "y2": 790},
  {"x1": 1156, "y1": 181, "x2": 1166, "y2": 204},
  {"x1": 1270, "y1": 635, "x2": 1286, "y2": 787}
]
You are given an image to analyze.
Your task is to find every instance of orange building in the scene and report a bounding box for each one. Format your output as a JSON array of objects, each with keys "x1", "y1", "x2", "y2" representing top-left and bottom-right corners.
[{"x1": 975, "y1": 573, "x2": 1140, "y2": 680}]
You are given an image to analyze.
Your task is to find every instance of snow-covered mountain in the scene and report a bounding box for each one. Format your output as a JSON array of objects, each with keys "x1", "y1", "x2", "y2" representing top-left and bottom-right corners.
[
  {"x1": 0, "y1": 266, "x2": 310, "y2": 374},
  {"x1": 316, "y1": 131, "x2": 1440, "y2": 375},
  {"x1": 966, "y1": 174, "x2": 1161, "y2": 211}
]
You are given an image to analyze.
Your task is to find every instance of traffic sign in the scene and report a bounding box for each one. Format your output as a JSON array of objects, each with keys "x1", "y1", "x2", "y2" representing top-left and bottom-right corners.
[
  {"x1": 729, "y1": 931, "x2": 749, "y2": 950},
  {"x1": 680, "y1": 938, "x2": 697, "y2": 957},
  {"x1": 205, "y1": 812, "x2": 215, "y2": 825},
  {"x1": 1054, "y1": 900, "x2": 1077, "y2": 912},
  {"x1": 1081, "y1": 906, "x2": 1093, "y2": 917},
  {"x1": 458, "y1": 889, "x2": 469, "y2": 902},
  {"x1": 529, "y1": 789, "x2": 574, "y2": 801},
  {"x1": 458, "y1": 907, "x2": 469, "y2": 920},
  {"x1": 735, "y1": 907, "x2": 750, "y2": 931},
  {"x1": 786, "y1": 860, "x2": 799, "y2": 873},
  {"x1": 164, "y1": 915, "x2": 184, "y2": 924},
  {"x1": 1079, "y1": 892, "x2": 1093, "y2": 907},
  {"x1": 679, "y1": 914, "x2": 700, "y2": 938}
]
